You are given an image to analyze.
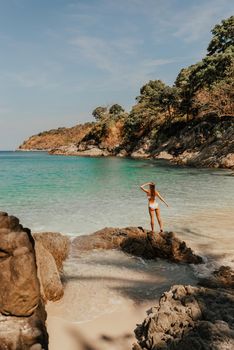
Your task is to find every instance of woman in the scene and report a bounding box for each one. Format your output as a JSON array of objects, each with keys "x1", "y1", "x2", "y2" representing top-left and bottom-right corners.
[{"x1": 140, "y1": 182, "x2": 169, "y2": 233}]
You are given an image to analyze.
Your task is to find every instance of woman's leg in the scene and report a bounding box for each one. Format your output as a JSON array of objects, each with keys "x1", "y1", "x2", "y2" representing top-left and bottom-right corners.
[
  {"x1": 148, "y1": 208, "x2": 155, "y2": 232},
  {"x1": 156, "y1": 207, "x2": 163, "y2": 232}
]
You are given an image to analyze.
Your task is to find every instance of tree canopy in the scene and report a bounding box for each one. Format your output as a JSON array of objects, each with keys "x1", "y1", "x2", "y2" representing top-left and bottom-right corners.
[
  {"x1": 109, "y1": 104, "x2": 125, "y2": 116},
  {"x1": 207, "y1": 16, "x2": 234, "y2": 55},
  {"x1": 92, "y1": 106, "x2": 107, "y2": 120}
]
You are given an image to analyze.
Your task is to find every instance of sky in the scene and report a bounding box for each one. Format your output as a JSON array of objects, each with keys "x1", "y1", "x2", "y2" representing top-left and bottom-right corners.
[{"x1": 0, "y1": 0, "x2": 233, "y2": 149}]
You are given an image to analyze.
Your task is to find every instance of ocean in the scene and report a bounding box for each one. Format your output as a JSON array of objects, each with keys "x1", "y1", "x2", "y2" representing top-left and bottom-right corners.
[{"x1": 0, "y1": 151, "x2": 234, "y2": 270}]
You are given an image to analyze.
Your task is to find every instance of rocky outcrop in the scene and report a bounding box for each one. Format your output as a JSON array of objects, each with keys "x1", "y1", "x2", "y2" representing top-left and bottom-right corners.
[
  {"x1": 50, "y1": 144, "x2": 111, "y2": 157},
  {"x1": 72, "y1": 227, "x2": 202, "y2": 264},
  {"x1": 18, "y1": 123, "x2": 94, "y2": 151},
  {"x1": 0, "y1": 212, "x2": 48, "y2": 349},
  {"x1": 18, "y1": 115, "x2": 234, "y2": 169},
  {"x1": 33, "y1": 232, "x2": 70, "y2": 302},
  {"x1": 134, "y1": 266, "x2": 234, "y2": 350},
  {"x1": 152, "y1": 115, "x2": 234, "y2": 169}
]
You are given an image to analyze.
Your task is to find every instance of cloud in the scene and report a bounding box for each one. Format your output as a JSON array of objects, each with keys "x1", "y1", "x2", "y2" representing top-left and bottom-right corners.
[
  {"x1": 0, "y1": 69, "x2": 60, "y2": 89},
  {"x1": 143, "y1": 58, "x2": 177, "y2": 67},
  {"x1": 69, "y1": 35, "x2": 116, "y2": 73},
  {"x1": 171, "y1": 0, "x2": 233, "y2": 42}
]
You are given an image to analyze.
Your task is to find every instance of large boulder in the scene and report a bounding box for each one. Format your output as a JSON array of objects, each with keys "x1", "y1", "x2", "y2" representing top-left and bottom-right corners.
[
  {"x1": 72, "y1": 227, "x2": 202, "y2": 264},
  {"x1": 34, "y1": 241, "x2": 64, "y2": 302},
  {"x1": 33, "y1": 232, "x2": 70, "y2": 302},
  {"x1": 134, "y1": 284, "x2": 234, "y2": 350},
  {"x1": 0, "y1": 212, "x2": 40, "y2": 316},
  {"x1": 0, "y1": 212, "x2": 48, "y2": 349},
  {"x1": 33, "y1": 232, "x2": 70, "y2": 272}
]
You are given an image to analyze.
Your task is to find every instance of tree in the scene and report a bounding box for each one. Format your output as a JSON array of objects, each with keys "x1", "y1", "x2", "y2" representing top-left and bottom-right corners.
[
  {"x1": 137, "y1": 80, "x2": 166, "y2": 104},
  {"x1": 137, "y1": 80, "x2": 179, "y2": 118},
  {"x1": 207, "y1": 16, "x2": 234, "y2": 55},
  {"x1": 174, "y1": 16, "x2": 234, "y2": 119},
  {"x1": 92, "y1": 106, "x2": 107, "y2": 121},
  {"x1": 109, "y1": 104, "x2": 124, "y2": 116}
]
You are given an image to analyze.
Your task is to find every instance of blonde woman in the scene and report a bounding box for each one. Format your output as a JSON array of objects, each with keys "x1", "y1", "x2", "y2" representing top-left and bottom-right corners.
[{"x1": 140, "y1": 182, "x2": 169, "y2": 233}]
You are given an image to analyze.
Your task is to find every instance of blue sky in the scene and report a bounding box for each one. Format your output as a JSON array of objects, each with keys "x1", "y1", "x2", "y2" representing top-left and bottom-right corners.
[{"x1": 0, "y1": 0, "x2": 233, "y2": 149}]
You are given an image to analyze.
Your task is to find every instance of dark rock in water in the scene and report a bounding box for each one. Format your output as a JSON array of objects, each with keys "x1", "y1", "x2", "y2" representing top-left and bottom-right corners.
[
  {"x1": 199, "y1": 265, "x2": 234, "y2": 289},
  {"x1": 0, "y1": 212, "x2": 48, "y2": 350},
  {"x1": 134, "y1": 284, "x2": 234, "y2": 350},
  {"x1": 72, "y1": 227, "x2": 202, "y2": 264}
]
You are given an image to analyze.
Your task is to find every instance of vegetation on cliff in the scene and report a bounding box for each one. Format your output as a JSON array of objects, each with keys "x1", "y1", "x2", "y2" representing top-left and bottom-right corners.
[{"x1": 19, "y1": 16, "x2": 234, "y2": 168}]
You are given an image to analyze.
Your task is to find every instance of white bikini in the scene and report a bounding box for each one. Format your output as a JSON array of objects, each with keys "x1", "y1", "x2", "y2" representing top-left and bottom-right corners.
[{"x1": 147, "y1": 195, "x2": 159, "y2": 210}]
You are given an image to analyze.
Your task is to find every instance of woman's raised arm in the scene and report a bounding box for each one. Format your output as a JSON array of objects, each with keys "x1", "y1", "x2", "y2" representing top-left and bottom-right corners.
[{"x1": 140, "y1": 182, "x2": 152, "y2": 193}]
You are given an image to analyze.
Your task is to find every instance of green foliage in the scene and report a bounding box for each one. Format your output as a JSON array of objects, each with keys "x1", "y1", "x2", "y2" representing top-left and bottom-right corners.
[
  {"x1": 174, "y1": 16, "x2": 234, "y2": 118},
  {"x1": 92, "y1": 106, "x2": 107, "y2": 120},
  {"x1": 109, "y1": 104, "x2": 124, "y2": 116},
  {"x1": 94, "y1": 15, "x2": 234, "y2": 147},
  {"x1": 207, "y1": 16, "x2": 234, "y2": 55},
  {"x1": 137, "y1": 80, "x2": 166, "y2": 104},
  {"x1": 137, "y1": 80, "x2": 179, "y2": 116}
]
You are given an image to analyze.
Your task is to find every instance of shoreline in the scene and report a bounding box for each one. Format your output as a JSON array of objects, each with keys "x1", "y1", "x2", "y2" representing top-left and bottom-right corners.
[
  {"x1": 1, "y1": 212, "x2": 233, "y2": 350},
  {"x1": 15, "y1": 148, "x2": 234, "y2": 170}
]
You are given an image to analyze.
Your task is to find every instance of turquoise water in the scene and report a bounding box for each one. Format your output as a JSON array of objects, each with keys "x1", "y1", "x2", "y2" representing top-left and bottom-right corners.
[{"x1": 0, "y1": 151, "x2": 233, "y2": 265}]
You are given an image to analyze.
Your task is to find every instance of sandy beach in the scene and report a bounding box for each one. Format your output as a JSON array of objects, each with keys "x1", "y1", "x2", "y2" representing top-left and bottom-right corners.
[{"x1": 46, "y1": 248, "x2": 197, "y2": 350}]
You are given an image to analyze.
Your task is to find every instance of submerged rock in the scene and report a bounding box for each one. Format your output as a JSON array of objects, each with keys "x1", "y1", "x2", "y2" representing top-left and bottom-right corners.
[
  {"x1": 199, "y1": 265, "x2": 234, "y2": 289},
  {"x1": 0, "y1": 212, "x2": 48, "y2": 349},
  {"x1": 72, "y1": 227, "x2": 202, "y2": 264}
]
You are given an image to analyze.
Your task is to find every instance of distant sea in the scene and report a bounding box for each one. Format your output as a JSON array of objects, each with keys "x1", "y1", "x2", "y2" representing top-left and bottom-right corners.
[{"x1": 0, "y1": 151, "x2": 233, "y2": 269}]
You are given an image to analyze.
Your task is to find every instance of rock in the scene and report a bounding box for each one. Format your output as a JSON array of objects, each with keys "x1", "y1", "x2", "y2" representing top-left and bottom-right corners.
[
  {"x1": 0, "y1": 213, "x2": 40, "y2": 316},
  {"x1": 33, "y1": 232, "x2": 70, "y2": 272},
  {"x1": 153, "y1": 115, "x2": 234, "y2": 169},
  {"x1": 33, "y1": 232, "x2": 70, "y2": 301},
  {"x1": 220, "y1": 153, "x2": 234, "y2": 168},
  {"x1": 0, "y1": 212, "x2": 48, "y2": 349},
  {"x1": 34, "y1": 241, "x2": 64, "y2": 302},
  {"x1": 154, "y1": 151, "x2": 173, "y2": 160},
  {"x1": 72, "y1": 227, "x2": 202, "y2": 264},
  {"x1": 117, "y1": 149, "x2": 128, "y2": 157},
  {"x1": 199, "y1": 265, "x2": 234, "y2": 289},
  {"x1": 131, "y1": 148, "x2": 150, "y2": 159},
  {"x1": 134, "y1": 284, "x2": 234, "y2": 350},
  {"x1": 78, "y1": 147, "x2": 110, "y2": 157}
]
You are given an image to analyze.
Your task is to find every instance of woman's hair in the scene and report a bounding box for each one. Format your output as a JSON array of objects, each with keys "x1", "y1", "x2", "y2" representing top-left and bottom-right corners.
[{"x1": 149, "y1": 183, "x2": 156, "y2": 199}]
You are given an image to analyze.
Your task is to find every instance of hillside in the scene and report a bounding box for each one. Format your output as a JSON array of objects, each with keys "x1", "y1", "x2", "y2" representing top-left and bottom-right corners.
[
  {"x1": 18, "y1": 16, "x2": 234, "y2": 169},
  {"x1": 19, "y1": 123, "x2": 93, "y2": 151}
]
